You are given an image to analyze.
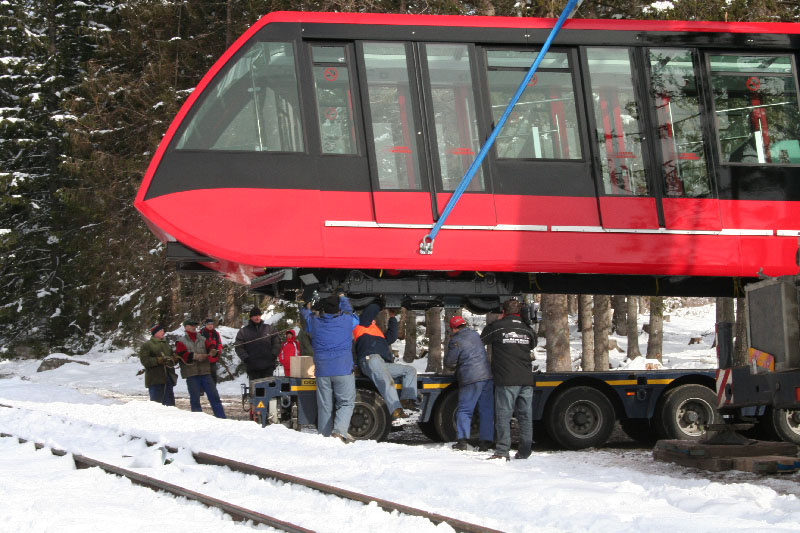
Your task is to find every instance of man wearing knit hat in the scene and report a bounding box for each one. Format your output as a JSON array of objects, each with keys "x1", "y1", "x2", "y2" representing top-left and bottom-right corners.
[
  {"x1": 139, "y1": 324, "x2": 178, "y2": 406},
  {"x1": 300, "y1": 292, "x2": 359, "y2": 442},
  {"x1": 235, "y1": 306, "x2": 282, "y2": 380}
]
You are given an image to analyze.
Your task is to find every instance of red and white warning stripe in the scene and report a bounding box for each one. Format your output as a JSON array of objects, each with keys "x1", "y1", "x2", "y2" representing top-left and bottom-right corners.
[{"x1": 716, "y1": 368, "x2": 733, "y2": 408}]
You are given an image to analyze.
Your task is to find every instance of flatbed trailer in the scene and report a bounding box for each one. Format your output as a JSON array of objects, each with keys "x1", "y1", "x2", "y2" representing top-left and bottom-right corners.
[{"x1": 247, "y1": 368, "x2": 724, "y2": 449}]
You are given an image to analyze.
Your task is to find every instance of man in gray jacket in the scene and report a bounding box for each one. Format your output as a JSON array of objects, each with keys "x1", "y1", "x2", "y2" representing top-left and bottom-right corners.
[{"x1": 444, "y1": 315, "x2": 494, "y2": 452}]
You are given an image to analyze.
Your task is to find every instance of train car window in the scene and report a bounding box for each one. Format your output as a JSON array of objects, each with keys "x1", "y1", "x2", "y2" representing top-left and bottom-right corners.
[
  {"x1": 648, "y1": 48, "x2": 711, "y2": 197},
  {"x1": 710, "y1": 54, "x2": 800, "y2": 165},
  {"x1": 362, "y1": 42, "x2": 423, "y2": 190},
  {"x1": 176, "y1": 42, "x2": 304, "y2": 152},
  {"x1": 425, "y1": 44, "x2": 484, "y2": 191},
  {"x1": 311, "y1": 45, "x2": 357, "y2": 155},
  {"x1": 586, "y1": 48, "x2": 648, "y2": 196},
  {"x1": 486, "y1": 50, "x2": 581, "y2": 160}
]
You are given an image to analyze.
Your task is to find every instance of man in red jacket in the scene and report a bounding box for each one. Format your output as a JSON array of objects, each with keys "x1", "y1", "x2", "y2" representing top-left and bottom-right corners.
[
  {"x1": 200, "y1": 318, "x2": 222, "y2": 383},
  {"x1": 176, "y1": 319, "x2": 226, "y2": 418}
]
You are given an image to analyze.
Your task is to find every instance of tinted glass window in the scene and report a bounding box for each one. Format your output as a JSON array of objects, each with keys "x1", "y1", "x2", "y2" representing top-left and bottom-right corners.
[
  {"x1": 649, "y1": 48, "x2": 711, "y2": 197},
  {"x1": 587, "y1": 48, "x2": 648, "y2": 195},
  {"x1": 176, "y1": 42, "x2": 304, "y2": 152},
  {"x1": 426, "y1": 44, "x2": 483, "y2": 191},
  {"x1": 487, "y1": 50, "x2": 581, "y2": 160},
  {"x1": 711, "y1": 54, "x2": 800, "y2": 165},
  {"x1": 312, "y1": 45, "x2": 356, "y2": 155},
  {"x1": 362, "y1": 42, "x2": 423, "y2": 190}
]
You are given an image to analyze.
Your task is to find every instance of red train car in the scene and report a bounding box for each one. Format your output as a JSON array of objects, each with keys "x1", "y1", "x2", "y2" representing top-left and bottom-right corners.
[{"x1": 135, "y1": 11, "x2": 800, "y2": 307}]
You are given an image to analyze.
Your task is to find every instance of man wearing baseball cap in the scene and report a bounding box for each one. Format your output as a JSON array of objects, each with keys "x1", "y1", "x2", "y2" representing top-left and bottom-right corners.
[
  {"x1": 444, "y1": 315, "x2": 494, "y2": 452},
  {"x1": 139, "y1": 323, "x2": 178, "y2": 406},
  {"x1": 176, "y1": 319, "x2": 226, "y2": 418}
]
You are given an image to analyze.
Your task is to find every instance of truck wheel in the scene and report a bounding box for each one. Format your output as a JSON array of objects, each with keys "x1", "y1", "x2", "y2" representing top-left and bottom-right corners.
[
  {"x1": 417, "y1": 420, "x2": 441, "y2": 442},
  {"x1": 349, "y1": 389, "x2": 390, "y2": 441},
  {"x1": 656, "y1": 384, "x2": 719, "y2": 440},
  {"x1": 433, "y1": 390, "x2": 460, "y2": 442},
  {"x1": 546, "y1": 386, "x2": 615, "y2": 450},
  {"x1": 761, "y1": 407, "x2": 800, "y2": 445},
  {"x1": 620, "y1": 419, "x2": 658, "y2": 445}
]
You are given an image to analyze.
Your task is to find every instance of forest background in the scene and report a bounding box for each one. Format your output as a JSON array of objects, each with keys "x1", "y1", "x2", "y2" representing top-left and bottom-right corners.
[{"x1": 2, "y1": 0, "x2": 797, "y2": 371}]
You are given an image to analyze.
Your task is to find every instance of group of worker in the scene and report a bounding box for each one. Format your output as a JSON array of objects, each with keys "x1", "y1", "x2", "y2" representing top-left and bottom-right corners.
[
  {"x1": 299, "y1": 293, "x2": 419, "y2": 443},
  {"x1": 138, "y1": 295, "x2": 537, "y2": 460},
  {"x1": 445, "y1": 298, "x2": 538, "y2": 461}
]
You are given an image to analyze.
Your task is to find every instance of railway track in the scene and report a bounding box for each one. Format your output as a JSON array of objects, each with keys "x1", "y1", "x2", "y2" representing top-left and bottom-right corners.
[{"x1": 0, "y1": 403, "x2": 500, "y2": 533}]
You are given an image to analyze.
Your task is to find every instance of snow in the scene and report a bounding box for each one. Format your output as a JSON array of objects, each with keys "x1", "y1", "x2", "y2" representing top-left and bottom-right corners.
[{"x1": 1, "y1": 303, "x2": 799, "y2": 532}]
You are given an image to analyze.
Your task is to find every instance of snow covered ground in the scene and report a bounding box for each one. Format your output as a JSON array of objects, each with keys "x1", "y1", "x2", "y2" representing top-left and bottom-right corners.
[{"x1": 1, "y1": 303, "x2": 799, "y2": 532}]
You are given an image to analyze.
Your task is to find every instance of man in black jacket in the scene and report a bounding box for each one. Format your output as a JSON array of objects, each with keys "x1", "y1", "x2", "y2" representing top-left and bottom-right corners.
[
  {"x1": 481, "y1": 299, "x2": 537, "y2": 460},
  {"x1": 235, "y1": 306, "x2": 282, "y2": 380}
]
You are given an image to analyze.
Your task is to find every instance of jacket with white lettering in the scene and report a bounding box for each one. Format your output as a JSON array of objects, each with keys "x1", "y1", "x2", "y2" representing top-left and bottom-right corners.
[{"x1": 480, "y1": 314, "x2": 537, "y2": 386}]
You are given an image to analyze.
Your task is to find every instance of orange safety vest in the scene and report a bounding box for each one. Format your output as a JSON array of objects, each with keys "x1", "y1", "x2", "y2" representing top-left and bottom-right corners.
[{"x1": 353, "y1": 323, "x2": 384, "y2": 341}]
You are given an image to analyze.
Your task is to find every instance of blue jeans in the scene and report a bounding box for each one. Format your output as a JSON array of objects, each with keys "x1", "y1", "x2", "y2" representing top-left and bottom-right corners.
[
  {"x1": 148, "y1": 382, "x2": 175, "y2": 406},
  {"x1": 358, "y1": 355, "x2": 417, "y2": 412},
  {"x1": 316, "y1": 374, "x2": 355, "y2": 437},
  {"x1": 494, "y1": 385, "x2": 533, "y2": 456},
  {"x1": 186, "y1": 374, "x2": 226, "y2": 419},
  {"x1": 456, "y1": 379, "x2": 494, "y2": 442}
]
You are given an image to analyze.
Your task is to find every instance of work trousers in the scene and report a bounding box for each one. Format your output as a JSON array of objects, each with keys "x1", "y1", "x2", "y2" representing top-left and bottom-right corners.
[
  {"x1": 358, "y1": 355, "x2": 417, "y2": 412},
  {"x1": 148, "y1": 382, "x2": 175, "y2": 407},
  {"x1": 315, "y1": 374, "x2": 355, "y2": 437},
  {"x1": 456, "y1": 379, "x2": 494, "y2": 442},
  {"x1": 186, "y1": 374, "x2": 226, "y2": 419},
  {"x1": 494, "y1": 385, "x2": 533, "y2": 457}
]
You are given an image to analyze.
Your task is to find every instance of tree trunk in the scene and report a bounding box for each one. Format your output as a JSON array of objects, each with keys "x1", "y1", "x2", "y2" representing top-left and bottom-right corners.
[
  {"x1": 397, "y1": 307, "x2": 406, "y2": 341},
  {"x1": 403, "y1": 309, "x2": 417, "y2": 363},
  {"x1": 578, "y1": 294, "x2": 594, "y2": 371},
  {"x1": 170, "y1": 274, "x2": 182, "y2": 323},
  {"x1": 646, "y1": 296, "x2": 664, "y2": 361},
  {"x1": 626, "y1": 296, "x2": 641, "y2": 359},
  {"x1": 223, "y1": 284, "x2": 238, "y2": 326},
  {"x1": 612, "y1": 295, "x2": 627, "y2": 336},
  {"x1": 543, "y1": 294, "x2": 571, "y2": 371},
  {"x1": 225, "y1": 0, "x2": 233, "y2": 47},
  {"x1": 443, "y1": 308, "x2": 461, "y2": 354},
  {"x1": 567, "y1": 294, "x2": 578, "y2": 315},
  {"x1": 425, "y1": 307, "x2": 443, "y2": 373},
  {"x1": 714, "y1": 297, "x2": 734, "y2": 348},
  {"x1": 734, "y1": 297, "x2": 748, "y2": 366},
  {"x1": 593, "y1": 295, "x2": 610, "y2": 371}
]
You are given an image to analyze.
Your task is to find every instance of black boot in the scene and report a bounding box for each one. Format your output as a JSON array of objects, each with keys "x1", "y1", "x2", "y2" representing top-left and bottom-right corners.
[{"x1": 452, "y1": 439, "x2": 471, "y2": 451}]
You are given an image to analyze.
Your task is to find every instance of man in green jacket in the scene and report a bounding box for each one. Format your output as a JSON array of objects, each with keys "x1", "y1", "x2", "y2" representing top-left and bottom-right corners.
[{"x1": 139, "y1": 324, "x2": 179, "y2": 406}]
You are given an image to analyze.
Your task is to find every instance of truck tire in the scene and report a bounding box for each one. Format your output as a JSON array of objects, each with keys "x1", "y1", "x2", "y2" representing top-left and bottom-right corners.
[
  {"x1": 545, "y1": 386, "x2": 615, "y2": 450},
  {"x1": 417, "y1": 420, "x2": 441, "y2": 442},
  {"x1": 434, "y1": 389, "x2": 485, "y2": 443},
  {"x1": 760, "y1": 407, "x2": 800, "y2": 445},
  {"x1": 656, "y1": 384, "x2": 719, "y2": 440},
  {"x1": 349, "y1": 389, "x2": 390, "y2": 441},
  {"x1": 433, "y1": 390, "x2": 460, "y2": 442}
]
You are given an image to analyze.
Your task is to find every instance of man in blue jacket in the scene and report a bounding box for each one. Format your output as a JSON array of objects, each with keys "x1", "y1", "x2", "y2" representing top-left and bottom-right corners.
[
  {"x1": 444, "y1": 315, "x2": 494, "y2": 452},
  {"x1": 354, "y1": 304, "x2": 418, "y2": 421},
  {"x1": 300, "y1": 293, "x2": 359, "y2": 442}
]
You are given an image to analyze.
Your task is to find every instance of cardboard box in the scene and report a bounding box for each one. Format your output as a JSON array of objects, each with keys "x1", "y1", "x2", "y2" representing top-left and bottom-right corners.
[{"x1": 289, "y1": 356, "x2": 315, "y2": 378}]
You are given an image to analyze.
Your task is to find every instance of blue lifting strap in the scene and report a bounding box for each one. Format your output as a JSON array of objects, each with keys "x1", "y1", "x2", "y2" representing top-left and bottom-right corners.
[{"x1": 419, "y1": 0, "x2": 584, "y2": 255}]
